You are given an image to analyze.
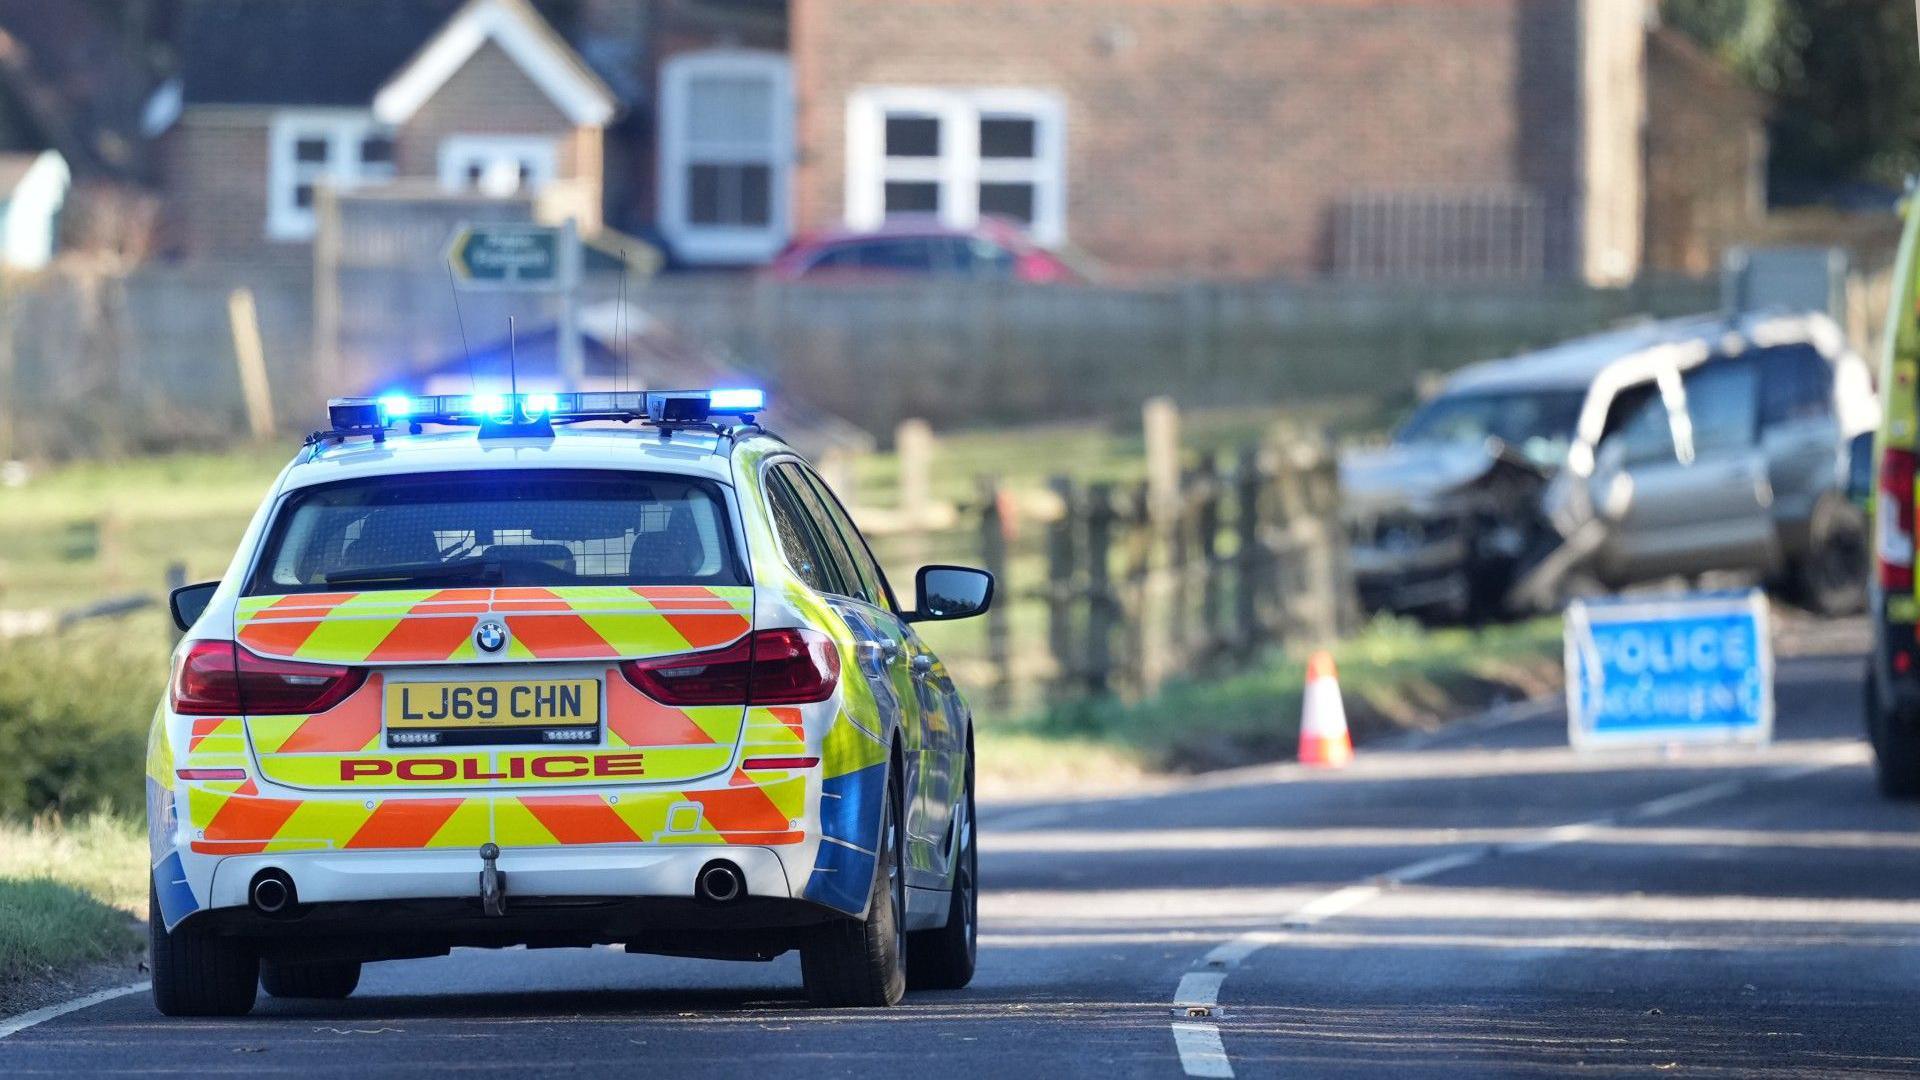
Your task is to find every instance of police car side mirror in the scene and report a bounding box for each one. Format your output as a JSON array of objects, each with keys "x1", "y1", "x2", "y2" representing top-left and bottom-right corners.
[
  {"x1": 169, "y1": 581, "x2": 220, "y2": 633},
  {"x1": 905, "y1": 565, "x2": 994, "y2": 623}
]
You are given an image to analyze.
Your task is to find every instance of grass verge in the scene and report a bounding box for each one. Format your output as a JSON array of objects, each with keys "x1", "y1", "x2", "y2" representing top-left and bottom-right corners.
[
  {"x1": 0, "y1": 815, "x2": 145, "y2": 1000},
  {"x1": 983, "y1": 617, "x2": 1563, "y2": 792}
]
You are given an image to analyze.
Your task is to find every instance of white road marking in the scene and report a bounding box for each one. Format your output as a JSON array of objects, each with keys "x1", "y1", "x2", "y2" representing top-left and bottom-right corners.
[
  {"x1": 1204, "y1": 931, "x2": 1286, "y2": 969},
  {"x1": 987, "y1": 806, "x2": 1070, "y2": 831},
  {"x1": 1171, "y1": 1022, "x2": 1234, "y2": 1078},
  {"x1": 1629, "y1": 779, "x2": 1745, "y2": 819},
  {"x1": 1174, "y1": 971, "x2": 1227, "y2": 1006},
  {"x1": 1382, "y1": 850, "x2": 1483, "y2": 884},
  {"x1": 1281, "y1": 884, "x2": 1382, "y2": 928},
  {"x1": 1169, "y1": 745, "x2": 1860, "y2": 1076},
  {"x1": 0, "y1": 982, "x2": 146, "y2": 1040}
]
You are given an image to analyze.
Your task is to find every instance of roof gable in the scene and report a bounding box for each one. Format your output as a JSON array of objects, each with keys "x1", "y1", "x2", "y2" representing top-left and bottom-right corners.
[
  {"x1": 373, "y1": 0, "x2": 617, "y2": 128},
  {"x1": 172, "y1": 0, "x2": 614, "y2": 126},
  {"x1": 177, "y1": 0, "x2": 462, "y2": 108}
]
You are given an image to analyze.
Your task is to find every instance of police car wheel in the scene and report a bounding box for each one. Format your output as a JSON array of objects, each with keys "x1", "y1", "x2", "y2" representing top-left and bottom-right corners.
[
  {"x1": 908, "y1": 743, "x2": 977, "y2": 991},
  {"x1": 801, "y1": 768, "x2": 907, "y2": 1008},
  {"x1": 260, "y1": 958, "x2": 361, "y2": 1000},
  {"x1": 148, "y1": 883, "x2": 258, "y2": 1018}
]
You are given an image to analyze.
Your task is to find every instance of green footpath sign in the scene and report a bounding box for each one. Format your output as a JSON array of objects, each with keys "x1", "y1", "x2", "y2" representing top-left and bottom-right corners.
[{"x1": 446, "y1": 224, "x2": 572, "y2": 291}]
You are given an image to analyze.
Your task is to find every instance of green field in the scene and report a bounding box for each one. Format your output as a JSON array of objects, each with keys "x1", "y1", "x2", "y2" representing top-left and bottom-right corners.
[{"x1": 0, "y1": 447, "x2": 283, "y2": 613}]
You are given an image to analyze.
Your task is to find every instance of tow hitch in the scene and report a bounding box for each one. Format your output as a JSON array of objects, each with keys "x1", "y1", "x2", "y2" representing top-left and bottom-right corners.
[{"x1": 479, "y1": 843, "x2": 507, "y2": 917}]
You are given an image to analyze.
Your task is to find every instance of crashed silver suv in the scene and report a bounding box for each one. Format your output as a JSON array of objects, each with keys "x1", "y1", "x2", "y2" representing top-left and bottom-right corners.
[
  {"x1": 1344, "y1": 386, "x2": 1580, "y2": 620},
  {"x1": 1346, "y1": 311, "x2": 1879, "y2": 622}
]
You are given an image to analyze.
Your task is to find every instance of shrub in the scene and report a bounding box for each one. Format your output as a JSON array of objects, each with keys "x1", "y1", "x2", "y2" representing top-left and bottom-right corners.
[{"x1": 0, "y1": 626, "x2": 165, "y2": 819}]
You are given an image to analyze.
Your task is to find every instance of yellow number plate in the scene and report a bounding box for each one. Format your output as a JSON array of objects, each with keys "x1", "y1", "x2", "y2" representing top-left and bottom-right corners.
[{"x1": 385, "y1": 679, "x2": 600, "y2": 729}]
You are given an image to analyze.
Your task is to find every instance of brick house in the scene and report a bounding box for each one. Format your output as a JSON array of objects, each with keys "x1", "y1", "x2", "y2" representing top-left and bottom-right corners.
[
  {"x1": 782, "y1": 0, "x2": 1677, "y2": 284},
  {"x1": 150, "y1": 0, "x2": 617, "y2": 260}
]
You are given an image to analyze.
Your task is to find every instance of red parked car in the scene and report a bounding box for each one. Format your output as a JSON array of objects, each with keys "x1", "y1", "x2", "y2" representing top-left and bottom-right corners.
[{"x1": 765, "y1": 216, "x2": 1084, "y2": 283}]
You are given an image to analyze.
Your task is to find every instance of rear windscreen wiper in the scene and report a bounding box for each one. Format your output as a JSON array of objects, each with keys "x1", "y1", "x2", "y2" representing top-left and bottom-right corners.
[{"x1": 324, "y1": 560, "x2": 504, "y2": 587}]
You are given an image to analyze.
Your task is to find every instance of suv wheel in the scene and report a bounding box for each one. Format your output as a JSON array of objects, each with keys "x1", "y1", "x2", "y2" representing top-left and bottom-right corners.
[
  {"x1": 149, "y1": 884, "x2": 259, "y2": 1017},
  {"x1": 1797, "y1": 495, "x2": 1868, "y2": 616},
  {"x1": 908, "y1": 742, "x2": 977, "y2": 990},
  {"x1": 802, "y1": 767, "x2": 907, "y2": 1007},
  {"x1": 261, "y1": 958, "x2": 362, "y2": 999}
]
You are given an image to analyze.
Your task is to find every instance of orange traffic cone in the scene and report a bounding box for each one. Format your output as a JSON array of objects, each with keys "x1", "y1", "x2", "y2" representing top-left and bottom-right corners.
[{"x1": 1298, "y1": 650, "x2": 1353, "y2": 768}]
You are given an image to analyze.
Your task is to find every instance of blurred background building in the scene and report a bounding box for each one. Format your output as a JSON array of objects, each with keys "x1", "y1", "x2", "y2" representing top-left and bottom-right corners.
[
  {"x1": 0, "y1": 0, "x2": 1903, "y2": 458},
  {"x1": 0, "y1": 0, "x2": 1770, "y2": 283}
]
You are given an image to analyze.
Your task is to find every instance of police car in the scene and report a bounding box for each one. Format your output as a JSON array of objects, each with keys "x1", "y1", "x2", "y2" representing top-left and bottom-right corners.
[{"x1": 149, "y1": 389, "x2": 990, "y2": 1015}]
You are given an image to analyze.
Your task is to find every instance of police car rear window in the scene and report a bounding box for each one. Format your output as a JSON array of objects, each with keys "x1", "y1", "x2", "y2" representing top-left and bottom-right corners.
[{"x1": 247, "y1": 470, "x2": 744, "y2": 595}]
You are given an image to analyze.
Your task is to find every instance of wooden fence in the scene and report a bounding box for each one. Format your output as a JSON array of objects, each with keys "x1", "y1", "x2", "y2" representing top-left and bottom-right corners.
[{"x1": 860, "y1": 420, "x2": 1354, "y2": 718}]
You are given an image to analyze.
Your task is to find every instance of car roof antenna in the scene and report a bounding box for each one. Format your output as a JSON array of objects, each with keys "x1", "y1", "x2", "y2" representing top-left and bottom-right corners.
[
  {"x1": 447, "y1": 259, "x2": 476, "y2": 393},
  {"x1": 507, "y1": 315, "x2": 519, "y2": 403},
  {"x1": 619, "y1": 252, "x2": 632, "y2": 393}
]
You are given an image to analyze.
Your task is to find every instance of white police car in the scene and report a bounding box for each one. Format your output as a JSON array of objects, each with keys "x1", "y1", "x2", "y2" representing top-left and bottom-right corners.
[{"x1": 150, "y1": 389, "x2": 990, "y2": 1014}]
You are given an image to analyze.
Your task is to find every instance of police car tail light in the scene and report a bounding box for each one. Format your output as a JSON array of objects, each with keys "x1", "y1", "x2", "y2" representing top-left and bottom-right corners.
[
  {"x1": 619, "y1": 628, "x2": 839, "y2": 706},
  {"x1": 1879, "y1": 447, "x2": 1916, "y2": 591},
  {"x1": 170, "y1": 640, "x2": 367, "y2": 716}
]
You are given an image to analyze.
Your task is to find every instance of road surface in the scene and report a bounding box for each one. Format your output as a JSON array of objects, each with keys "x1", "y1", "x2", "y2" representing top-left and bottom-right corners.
[{"x1": 5, "y1": 646, "x2": 1919, "y2": 1077}]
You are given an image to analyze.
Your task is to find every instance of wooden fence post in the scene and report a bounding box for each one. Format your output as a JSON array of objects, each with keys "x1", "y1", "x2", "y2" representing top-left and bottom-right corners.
[
  {"x1": 1143, "y1": 397, "x2": 1181, "y2": 518},
  {"x1": 1196, "y1": 452, "x2": 1222, "y2": 658},
  {"x1": 977, "y1": 477, "x2": 1011, "y2": 713},
  {"x1": 896, "y1": 418, "x2": 933, "y2": 570},
  {"x1": 1125, "y1": 482, "x2": 1158, "y2": 697},
  {"x1": 1169, "y1": 464, "x2": 1194, "y2": 672},
  {"x1": 1085, "y1": 482, "x2": 1117, "y2": 696},
  {"x1": 1138, "y1": 398, "x2": 1184, "y2": 696},
  {"x1": 896, "y1": 418, "x2": 934, "y2": 521},
  {"x1": 1234, "y1": 446, "x2": 1263, "y2": 656},
  {"x1": 1046, "y1": 475, "x2": 1079, "y2": 700},
  {"x1": 228, "y1": 287, "x2": 275, "y2": 438}
]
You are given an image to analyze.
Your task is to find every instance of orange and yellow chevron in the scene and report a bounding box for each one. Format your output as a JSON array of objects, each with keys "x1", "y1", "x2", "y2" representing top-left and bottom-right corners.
[
  {"x1": 183, "y1": 772, "x2": 808, "y2": 855},
  {"x1": 234, "y1": 586, "x2": 753, "y2": 665}
]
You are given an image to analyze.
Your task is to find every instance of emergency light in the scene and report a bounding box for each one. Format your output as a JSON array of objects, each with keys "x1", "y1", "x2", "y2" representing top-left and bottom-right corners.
[{"x1": 324, "y1": 389, "x2": 766, "y2": 435}]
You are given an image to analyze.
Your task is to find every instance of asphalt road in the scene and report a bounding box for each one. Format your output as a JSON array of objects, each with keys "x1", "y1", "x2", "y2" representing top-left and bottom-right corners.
[{"x1": 6, "y1": 645, "x2": 1920, "y2": 1077}]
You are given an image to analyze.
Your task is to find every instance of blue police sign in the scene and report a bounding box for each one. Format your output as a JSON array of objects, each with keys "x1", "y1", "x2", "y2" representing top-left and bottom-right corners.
[{"x1": 1564, "y1": 590, "x2": 1773, "y2": 749}]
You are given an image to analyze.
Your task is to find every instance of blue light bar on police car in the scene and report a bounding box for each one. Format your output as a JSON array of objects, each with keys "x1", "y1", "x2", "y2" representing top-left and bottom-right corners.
[
  {"x1": 326, "y1": 388, "x2": 766, "y2": 432},
  {"x1": 708, "y1": 388, "x2": 765, "y2": 413}
]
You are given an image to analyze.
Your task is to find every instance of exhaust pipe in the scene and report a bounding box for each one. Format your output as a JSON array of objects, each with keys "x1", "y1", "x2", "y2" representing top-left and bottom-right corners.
[
  {"x1": 695, "y1": 860, "x2": 746, "y2": 904},
  {"x1": 250, "y1": 869, "x2": 296, "y2": 916}
]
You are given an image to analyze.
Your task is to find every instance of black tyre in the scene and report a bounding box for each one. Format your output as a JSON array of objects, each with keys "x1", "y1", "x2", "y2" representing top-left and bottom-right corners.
[
  {"x1": 149, "y1": 884, "x2": 259, "y2": 1017},
  {"x1": 1867, "y1": 662, "x2": 1920, "y2": 799},
  {"x1": 801, "y1": 765, "x2": 907, "y2": 1008},
  {"x1": 1797, "y1": 496, "x2": 1869, "y2": 617},
  {"x1": 908, "y1": 741, "x2": 976, "y2": 991},
  {"x1": 261, "y1": 958, "x2": 361, "y2": 1000}
]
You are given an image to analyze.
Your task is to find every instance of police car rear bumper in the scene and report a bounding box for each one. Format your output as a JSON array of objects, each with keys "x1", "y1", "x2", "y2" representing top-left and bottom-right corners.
[{"x1": 206, "y1": 843, "x2": 797, "y2": 912}]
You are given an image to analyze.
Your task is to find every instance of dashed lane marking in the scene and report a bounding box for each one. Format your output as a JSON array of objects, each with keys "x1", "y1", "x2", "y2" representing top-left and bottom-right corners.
[{"x1": 1170, "y1": 746, "x2": 1862, "y2": 1076}]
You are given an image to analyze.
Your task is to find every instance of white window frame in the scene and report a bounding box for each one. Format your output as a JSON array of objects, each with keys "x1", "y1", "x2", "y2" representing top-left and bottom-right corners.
[
  {"x1": 658, "y1": 49, "x2": 793, "y2": 265},
  {"x1": 437, "y1": 135, "x2": 558, "y2": 196},
  {"x1": 846, "y1": 87, "x2": 1066, "y2": 246},
  {"x1": 267, "y1": 110, "x2": 392, "y2": 241}
]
